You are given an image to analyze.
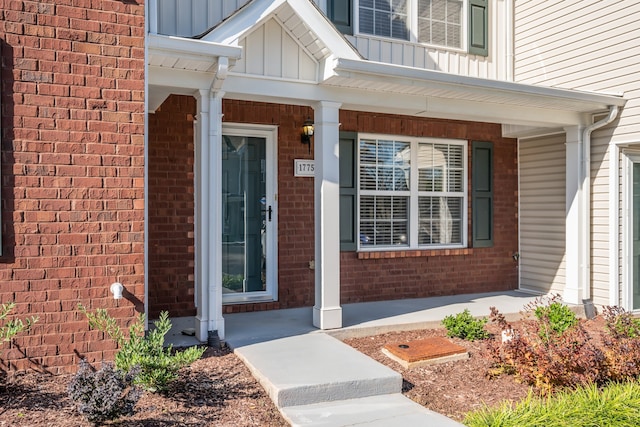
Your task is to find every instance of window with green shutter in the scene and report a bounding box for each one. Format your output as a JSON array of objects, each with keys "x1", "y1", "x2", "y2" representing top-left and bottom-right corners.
[
  {"x1": 472, "y1": 141, "x2": 493, "y2": 247},
  {"x1": 331, "y1": 1, "x2": 488, "y2": 56}
]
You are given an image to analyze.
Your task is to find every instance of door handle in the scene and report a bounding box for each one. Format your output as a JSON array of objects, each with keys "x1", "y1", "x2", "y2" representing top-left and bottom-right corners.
[{"x1": 268, "y1": 205, "x2": 272, "y2": 222}]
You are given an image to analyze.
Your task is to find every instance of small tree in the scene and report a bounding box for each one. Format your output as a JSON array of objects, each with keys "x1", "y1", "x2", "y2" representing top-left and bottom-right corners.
[{"x1": 79, "y1": 305, "x2": 205, "y2": 392}]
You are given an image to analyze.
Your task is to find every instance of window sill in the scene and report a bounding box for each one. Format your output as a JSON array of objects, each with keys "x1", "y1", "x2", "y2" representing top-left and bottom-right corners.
[{"x1": 357, "y1": 248, "x2": 473, "y2": 259}]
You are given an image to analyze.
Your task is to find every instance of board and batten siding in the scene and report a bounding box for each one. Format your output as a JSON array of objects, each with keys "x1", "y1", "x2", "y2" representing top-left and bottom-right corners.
[
  {"x1": 157, "y1": 0, "x2": 251, "y2": 37},
  {"x1": 519, "y1": 134, "x2": 566, "y2": 295},
  {"x1": 233, "y1": 18, "x2": 318, "y2": 81},
  {"x1": 155, "y1": 0, "x2": 510, "y2": 80}
]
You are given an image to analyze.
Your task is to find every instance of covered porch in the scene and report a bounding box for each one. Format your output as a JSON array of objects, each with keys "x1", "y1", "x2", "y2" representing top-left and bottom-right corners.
[{"x1": 145, "y1": 0, "x2": 625, "y2": 343}]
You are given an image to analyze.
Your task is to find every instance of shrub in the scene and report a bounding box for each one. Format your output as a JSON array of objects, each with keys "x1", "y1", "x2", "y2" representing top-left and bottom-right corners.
[
  {"x1": 68, "y1": 359, "x2": 141, "y2": 424},
  {"x1": 464, "y1": 381, "x2": 640, "y2": 427},
  {"x1": 80, "y1": 306, "x2": 206, "y2": 392},
  {"x1": 602, "y1": 305, "x2": 640, "y2": 338},
  {"x1": 530, "y1": 295, "x2": 578, "y2": 341},
  {"x1": 1, "y1": 302, "x2": 38, "y2": 349},
  {"x1": 442, "y1": 309, "x2": 489, "y2": 341},
  {"x1": 601, "y1": 306, "x2": 640, "y2": 381},
  {"x1": 488, "y1": 305, "x2": 605, "y2": 394}
]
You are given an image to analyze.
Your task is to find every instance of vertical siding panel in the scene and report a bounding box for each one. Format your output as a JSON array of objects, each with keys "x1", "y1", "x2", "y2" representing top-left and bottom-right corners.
[
  {"x1": 519, "y1": 134, "x2": 566, "y2": 295},
  {"x1": 245, "y1": 28, "x2": 265, "y2": 75},
  {"x1": 158, "y1": 0, "x2": 178, "y2": 36},
  {"x1": 283, "y1": 35, "x2": 300, "y2": 79},
  {"x1": 264, "y1": 20, "x2": 283, "y2": 77}
]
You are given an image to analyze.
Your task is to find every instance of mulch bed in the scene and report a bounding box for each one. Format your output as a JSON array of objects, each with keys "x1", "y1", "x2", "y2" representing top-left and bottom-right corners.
[
  {"x1": 0, "y1": 316, "x2": 609, "y2": 425},
  {"x1": 345, "y1": 316, "x2": 608, "y2": 422},
  {"x1": 0, "y1": 347, "x2": 287, "y2": 427}
]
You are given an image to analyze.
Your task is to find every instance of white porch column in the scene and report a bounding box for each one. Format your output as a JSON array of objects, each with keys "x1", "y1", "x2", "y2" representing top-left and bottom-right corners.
[
  {"x1": 564, "y1": 125, "x2": 586, "y2": 304},
  {"x1": 194, "y1": 89, "x2": 225, "y2": 341},
  {"x1": 313, "y1": 101, "x2": 343, "y2": 329}
]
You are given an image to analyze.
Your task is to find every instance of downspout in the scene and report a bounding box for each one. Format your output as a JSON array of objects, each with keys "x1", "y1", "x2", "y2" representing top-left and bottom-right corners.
[
  {"x1": 505, "y1": 0, "x2": 514, "y2": 81},
  {"x1": 581, "y1": 105, "x2": 619, "y2": 305}
]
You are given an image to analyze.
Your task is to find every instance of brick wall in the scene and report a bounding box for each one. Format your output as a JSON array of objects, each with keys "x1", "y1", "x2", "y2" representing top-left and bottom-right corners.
[
  {"x1": 0, "y1": 0, "x2": 145, "y2": 373},
  {"x1": 222, "y1": 102, "x2": 518, "y2": 313},
  {"x1": 148, "y1": 95, "x2": 196, "y2": 319}
]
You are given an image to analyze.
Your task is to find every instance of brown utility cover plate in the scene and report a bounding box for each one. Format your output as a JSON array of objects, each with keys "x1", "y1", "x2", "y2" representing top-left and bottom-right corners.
[{"x1": 382, "y1": 336, "x2": 468, "y2": 368}]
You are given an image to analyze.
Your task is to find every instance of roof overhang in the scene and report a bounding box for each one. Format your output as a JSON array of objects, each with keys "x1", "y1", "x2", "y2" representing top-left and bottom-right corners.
[
  {"x1": 318, "y1": 58, "x2": 626, "y2": 127},
  {"x1": 147, "y1": 34, "x2": 243, "y2": 111}
]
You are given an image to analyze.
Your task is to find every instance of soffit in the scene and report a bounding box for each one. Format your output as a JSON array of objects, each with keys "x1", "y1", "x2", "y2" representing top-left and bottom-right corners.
[{"x1": 323, "y1": 58, "x2": 626, "y2": 117}]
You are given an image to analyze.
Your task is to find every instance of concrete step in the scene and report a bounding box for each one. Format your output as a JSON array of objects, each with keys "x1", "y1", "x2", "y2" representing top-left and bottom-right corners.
[
  {"x1": 281, "y1": 394, "x2": 465, "y2": 426},
  {"x1": 233, "y1": 333, "x2": 403, "y2": 408}
]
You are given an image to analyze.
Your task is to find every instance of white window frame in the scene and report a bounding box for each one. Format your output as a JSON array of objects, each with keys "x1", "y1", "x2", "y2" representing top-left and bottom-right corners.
[
  {"x1": 357, "y1": 134, "x2": 468, "y2": 251},
  {"x1": 354, "y1": 0, "x2": 468, "y2": 52}
]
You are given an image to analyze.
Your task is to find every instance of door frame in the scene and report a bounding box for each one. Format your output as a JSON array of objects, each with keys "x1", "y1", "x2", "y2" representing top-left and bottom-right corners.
[
  {"x1": 221, "y1": 123, "x2": 278, "y2": 304},
  {"x1": 622, "y1": 150, "x2": 640, "y2": 311}
]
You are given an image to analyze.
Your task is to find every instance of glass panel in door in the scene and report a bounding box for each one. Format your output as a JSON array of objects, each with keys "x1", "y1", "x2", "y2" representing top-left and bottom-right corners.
[
  {"x1": 633, "y1": 163, "x2": 640, "y2": 310},
  {"x1": 222, "y1": 136, "x2": 267, "y2": 297}
]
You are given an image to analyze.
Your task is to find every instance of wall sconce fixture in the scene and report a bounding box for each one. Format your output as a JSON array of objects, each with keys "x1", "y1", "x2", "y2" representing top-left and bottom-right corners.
[{"x1": 301, "y1": 118, "x2": 314, "y2": 154}]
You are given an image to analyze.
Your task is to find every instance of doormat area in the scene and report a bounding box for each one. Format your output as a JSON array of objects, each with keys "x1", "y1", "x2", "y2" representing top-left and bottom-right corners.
[{"x1": 382, "y1": 336, "x2": 468, "y2": 369}]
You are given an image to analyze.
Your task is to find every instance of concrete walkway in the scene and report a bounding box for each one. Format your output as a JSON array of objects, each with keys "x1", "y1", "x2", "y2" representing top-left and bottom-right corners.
[{"x1": 221, "y1": 291, "x2": 552, "y2": 426}]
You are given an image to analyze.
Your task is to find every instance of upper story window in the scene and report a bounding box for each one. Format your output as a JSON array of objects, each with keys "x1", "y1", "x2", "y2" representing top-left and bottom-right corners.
[
  {"x1": 358, "y1": 0, "x2": 462, "y2": 50},
  {"x1": 328, "y1": 0, "x2": 488, "y2": 56}
]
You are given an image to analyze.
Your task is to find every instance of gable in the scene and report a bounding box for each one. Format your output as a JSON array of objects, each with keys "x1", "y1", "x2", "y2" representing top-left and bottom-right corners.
[{"x1": 234, "y1": 17, "x2": 318, "y2": 82}]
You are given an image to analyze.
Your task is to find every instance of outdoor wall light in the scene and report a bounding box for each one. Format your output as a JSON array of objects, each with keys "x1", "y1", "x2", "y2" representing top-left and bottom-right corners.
[
  {"x1": 301, "y1": 118, "x2": 314, "y2": 153},
  {"x1": 110, "y1": 282, "x2": 124, "y2": 300}
]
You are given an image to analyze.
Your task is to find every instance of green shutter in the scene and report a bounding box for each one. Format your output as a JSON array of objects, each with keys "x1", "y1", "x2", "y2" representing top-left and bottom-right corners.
[
  {"x1": 469, "y1": 0, "x2": 488, "y2": 57},
  {"x1": 472, "y1": 141, "x2": 493, "y2": 247},
  {"x1": 328, "y1": 0, "x2": 353, "y2": 35},
  {"x1": 340, "y1": 132, "x2": 357, "y2": 251}
]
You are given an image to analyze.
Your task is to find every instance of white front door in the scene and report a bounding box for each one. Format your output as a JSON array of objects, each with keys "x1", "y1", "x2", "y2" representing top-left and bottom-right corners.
[{"x1": 221, "y1": 125, "x2": 278, "y2": 303}]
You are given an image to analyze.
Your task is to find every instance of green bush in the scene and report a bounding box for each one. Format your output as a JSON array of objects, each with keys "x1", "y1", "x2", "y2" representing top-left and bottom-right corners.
[
  {"x1": 68, "y1": 360, "x2": 141, "y2": 424},
  {"x1": 533, "y1": 299, "x2": 578, "y2": 340},
  {"x1": 1, "y1": 302, "x2": 38, "y2": 348},
  {"x1": 442, "y1": 309, "x2": 489, "y2": 341},
  {"x1": 464, "y1": 381, "x2": 640, "y2": 427},
  {"x1": 80, "y1": 306, "x2": 206, "y2": 392}
]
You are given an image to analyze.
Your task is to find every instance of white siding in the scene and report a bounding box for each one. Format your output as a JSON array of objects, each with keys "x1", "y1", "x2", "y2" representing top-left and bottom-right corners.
[
  {"x1": 519, "y1": 134, "x2": 566, "y2": 294},
  {"x1": 515, "y1": 0, "x2": 640, "y2": 307},
  {"x1": 514, "y1": 0, "x2": 640, "y2": 141},
  {"x1": 233, "y1": 18, "x2": 318, "y2": 82},
  {"x1": 155, "y1": 0, "x2": 509, "y2": 80}
]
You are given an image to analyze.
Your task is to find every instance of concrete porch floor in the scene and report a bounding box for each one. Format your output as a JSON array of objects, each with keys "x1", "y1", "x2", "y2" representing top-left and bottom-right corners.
[{"x1": 164, "y1": 290, "x2": 552, "y2": 349}]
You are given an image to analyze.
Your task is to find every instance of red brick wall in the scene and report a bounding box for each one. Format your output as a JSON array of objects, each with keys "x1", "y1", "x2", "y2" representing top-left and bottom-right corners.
[
  {"x1": 148, "y1": 95, "x2": 196, "y2": 319},
  {"x1": 0, "y1": 0, "x2": 145, "y2": 372},
  {"x1": 222, "y1": 101, "x2": 518, "y2": 313}
]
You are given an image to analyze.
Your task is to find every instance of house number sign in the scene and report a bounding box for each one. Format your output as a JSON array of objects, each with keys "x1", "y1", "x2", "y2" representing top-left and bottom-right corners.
[{"x1": 294, "y1": 159, "x2": 315, "y2": 177}]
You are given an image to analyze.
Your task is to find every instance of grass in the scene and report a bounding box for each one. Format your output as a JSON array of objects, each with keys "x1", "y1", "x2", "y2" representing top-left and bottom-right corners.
[{"x1": 464, "y1": 381, "x2": 640, "y2": 427}]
